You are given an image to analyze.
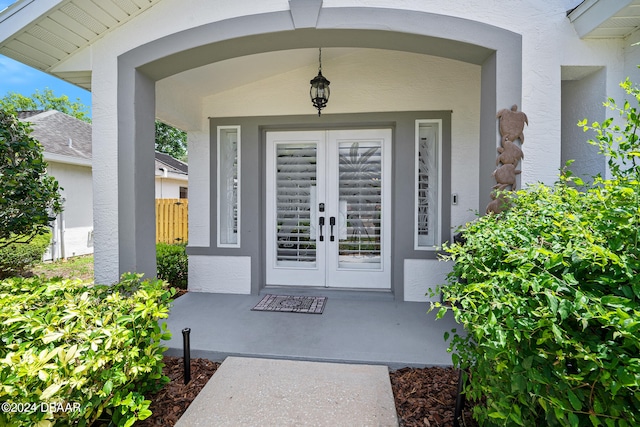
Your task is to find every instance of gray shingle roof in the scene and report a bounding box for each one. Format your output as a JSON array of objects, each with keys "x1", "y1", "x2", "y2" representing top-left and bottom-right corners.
[
  {"x1": 18, "y1": 110, "x2": 92, "y2": 160},
  {"x1": 18, "y1": 110, "x2": 188, "y2": 174},
  {"x1": 155, "y1": 151, "x2": 188, "y2": 175}
]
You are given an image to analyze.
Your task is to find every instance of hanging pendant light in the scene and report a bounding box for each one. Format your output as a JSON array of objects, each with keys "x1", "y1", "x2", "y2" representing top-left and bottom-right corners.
[{"x1": 310, "y1": 48, "x2": 330, "y2": 116}]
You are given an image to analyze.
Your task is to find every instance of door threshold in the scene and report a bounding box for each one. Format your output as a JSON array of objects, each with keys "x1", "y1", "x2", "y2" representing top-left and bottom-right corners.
[{"x1": 261, "y1": 286, "x2": 395, "y2": 301}]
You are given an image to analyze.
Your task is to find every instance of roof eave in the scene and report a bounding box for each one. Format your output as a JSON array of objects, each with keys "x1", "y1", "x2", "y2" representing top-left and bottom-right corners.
[{"x1": 568, "y1": 0, "x2": 634, "y2": 38}]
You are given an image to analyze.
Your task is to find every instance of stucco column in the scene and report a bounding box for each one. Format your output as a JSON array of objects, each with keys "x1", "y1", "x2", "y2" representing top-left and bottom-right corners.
[
  {"x1": 187, "y1": 129, "x2": 210, "y2": 247},
  {"x1": 479, "y1": 48, "x2": 522, "y2": 213},
  {"x1": 117, "y1": 65, "x2": 157, "y2": 279},
  {"x1": 92, "y1": 56, "x2": 120, "y2": 284}
]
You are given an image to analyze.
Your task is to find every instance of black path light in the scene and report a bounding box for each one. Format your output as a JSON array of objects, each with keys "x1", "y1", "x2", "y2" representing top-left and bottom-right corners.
[{"x1": 310, "y1": 48, "x2": 330, "y2": 116}]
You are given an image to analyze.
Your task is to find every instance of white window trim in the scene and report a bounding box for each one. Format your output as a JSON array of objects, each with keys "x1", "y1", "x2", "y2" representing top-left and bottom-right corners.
[
  {"x1": 414, "y1": 119, "x2": 442, "y2": 251},
  {"x1": 217, "y1": 125, "x2": 241, "y2": 248}
]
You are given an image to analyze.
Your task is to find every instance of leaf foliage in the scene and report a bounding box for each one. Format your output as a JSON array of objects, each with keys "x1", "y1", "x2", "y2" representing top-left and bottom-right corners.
[
  {"x1": 0, "y1": 274, "x2": 174, "y2": 426},
  {"x1": 0, "y1": 111, "x2": 63, "y2": 247}
]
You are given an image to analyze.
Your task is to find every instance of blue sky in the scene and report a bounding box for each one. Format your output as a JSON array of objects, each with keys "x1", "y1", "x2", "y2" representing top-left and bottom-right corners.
[{"x1": 0, "y1": 0, "x2": 92, "y2": 113}]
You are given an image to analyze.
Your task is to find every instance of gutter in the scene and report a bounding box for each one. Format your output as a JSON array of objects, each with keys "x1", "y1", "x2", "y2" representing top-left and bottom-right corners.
[{"x1": 44, "y1": 152, "x2": 92, "y2": 167}]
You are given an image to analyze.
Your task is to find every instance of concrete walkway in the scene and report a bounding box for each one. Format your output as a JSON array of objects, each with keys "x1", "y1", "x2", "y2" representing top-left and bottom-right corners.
[
  {"x1": 175, "y1": 356, "x2": 399, "y2": 427},
  {"x1": 164, "y1": 290, "x2": 459, "y2": 369}
]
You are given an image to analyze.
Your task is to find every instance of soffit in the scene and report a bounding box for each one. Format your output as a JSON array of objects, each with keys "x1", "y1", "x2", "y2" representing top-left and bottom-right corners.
[
  {"x1": 569, "y1": 0, "x2": 640, "y2": 39},
  {"x1": 0, "y1": 0, "x2": 161, "y2": 90}
]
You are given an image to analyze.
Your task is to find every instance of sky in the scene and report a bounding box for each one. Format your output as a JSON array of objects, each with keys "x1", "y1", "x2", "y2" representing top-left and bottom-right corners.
[{"x1": 0, "y1": 0, "x2": 92, "y2": 113}]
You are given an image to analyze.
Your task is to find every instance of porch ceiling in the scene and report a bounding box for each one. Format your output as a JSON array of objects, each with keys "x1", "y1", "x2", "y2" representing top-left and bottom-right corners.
[{"x1": 155, "y1": 48, "x2": 359, "y2": 100}]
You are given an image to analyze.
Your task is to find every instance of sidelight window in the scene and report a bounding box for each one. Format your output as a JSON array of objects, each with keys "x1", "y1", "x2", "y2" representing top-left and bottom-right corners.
[
  {"x1": 415, "y1": 120, "x2": 441, "y2": 249},
  {"x1": 217, "y1": 126, "x2": 240, "y2": 247}
]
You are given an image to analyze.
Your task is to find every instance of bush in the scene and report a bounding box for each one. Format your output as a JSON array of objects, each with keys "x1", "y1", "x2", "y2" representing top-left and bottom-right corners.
[
  {"x1": 435, "y1": 178, "x2": 640, "y2": 426},
  {"x1": 434, "y1": 77, "x2": 640, "y2": 426},
  {"x1": 0, "y1": 232, "x2": 51, "y2": 279},
  {"x1": 0, "y1": 273, "x2": 174, "y2": 426},
  {"x1": 156, "y1": 243, "x2": 188, "y2": 289}
]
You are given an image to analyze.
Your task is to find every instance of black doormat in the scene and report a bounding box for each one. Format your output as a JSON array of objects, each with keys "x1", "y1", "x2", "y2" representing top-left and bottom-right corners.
[{"x1": 251, "y1": 294, "x2": 327, "y2": 314}]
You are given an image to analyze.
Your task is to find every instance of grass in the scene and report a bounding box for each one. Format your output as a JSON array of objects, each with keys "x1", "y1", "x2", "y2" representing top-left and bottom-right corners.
[{"x1": 31, "y1": 254, "x2": 94, "y2": 282}]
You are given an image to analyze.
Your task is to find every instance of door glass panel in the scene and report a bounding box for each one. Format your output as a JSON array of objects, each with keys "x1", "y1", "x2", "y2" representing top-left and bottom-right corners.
[
  {"x1": 338, "y1": 140, "x2": 382, "y2": 269},
  {"x1": 276, "y1": 144, "x2": 317, "y2": 266}
]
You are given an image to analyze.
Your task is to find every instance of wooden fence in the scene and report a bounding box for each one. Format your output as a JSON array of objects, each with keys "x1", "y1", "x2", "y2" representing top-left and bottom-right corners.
[{"x1": 156, "y1": 199, "x2": 188, "y2": 244}]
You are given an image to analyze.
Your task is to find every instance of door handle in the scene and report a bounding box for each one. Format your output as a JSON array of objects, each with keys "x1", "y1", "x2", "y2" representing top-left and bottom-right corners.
[
  {"x1": 319, "y1": 216, "x2": 325, "y2": 242},
  {"x1": 329, "y1": 217, "x2": 336, "y2": 242}
]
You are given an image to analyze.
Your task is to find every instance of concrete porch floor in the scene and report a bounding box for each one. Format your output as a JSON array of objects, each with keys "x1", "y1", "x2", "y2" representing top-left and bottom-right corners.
[{"x1": 164, "y1": 289, "x2": 459, "y2": 369}]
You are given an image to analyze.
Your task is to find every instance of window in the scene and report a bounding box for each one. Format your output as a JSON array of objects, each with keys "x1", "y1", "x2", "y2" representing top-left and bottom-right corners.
[
  {"x1": 415, "y1": 120, "x2": 441, "y2": 250},
  {"x1": 217, "y1": 126, "x2": 240, "y2": 247},
  {"x1": 179, "y1": 186, "x2": 188, "y2": 199}
]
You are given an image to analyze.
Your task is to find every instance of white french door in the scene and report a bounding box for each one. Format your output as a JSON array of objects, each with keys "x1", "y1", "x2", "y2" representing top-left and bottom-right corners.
[{"x1": 266, "y1": 129, "x2": 391, "y2": 289}]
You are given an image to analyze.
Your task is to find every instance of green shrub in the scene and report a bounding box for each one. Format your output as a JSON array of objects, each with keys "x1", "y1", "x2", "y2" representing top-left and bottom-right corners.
[
  {"x1": 435, "y1": 178, "x2": 640, "y2": 426},
  {"x1": 0, "y1": 273, "x2": 174, "y2": 426},
  {"x1": 156, "y1": 243, "x2": 188, "y2": 289},
  {"x1": 433, "y1": 77, "x2": 640, "y2": 426},
  {"x1": 0, "y1": 232, "x2": 51, "y2": 279}
]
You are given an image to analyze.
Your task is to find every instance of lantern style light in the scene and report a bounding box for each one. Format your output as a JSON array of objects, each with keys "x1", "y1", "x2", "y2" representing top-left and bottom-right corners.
[{"x1": 310, "y1": 48, "x2": 330, "y2": 116}]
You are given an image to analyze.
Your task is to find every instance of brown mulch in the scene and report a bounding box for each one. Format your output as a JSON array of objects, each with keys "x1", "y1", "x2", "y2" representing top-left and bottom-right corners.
[
  {"x1": 139, "y1": 357, "x2": 478, "y2": 426},
  {"x1": 390, "y1": 366, "x2": 478, "y2": 427},
  {"x1": 136, "y1": 357, "x2": 220, "y2": 426}
]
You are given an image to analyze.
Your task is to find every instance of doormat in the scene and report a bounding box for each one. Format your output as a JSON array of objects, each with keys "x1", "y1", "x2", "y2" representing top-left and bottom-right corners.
[{"x1": 252, "y1": 294, "x2": 327, "y2": 314}]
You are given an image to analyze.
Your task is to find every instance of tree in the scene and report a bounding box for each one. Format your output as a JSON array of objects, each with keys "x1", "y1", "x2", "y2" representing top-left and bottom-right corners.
[
  {"x1": 0, "y1": 110, "x2": 62, "y2": 247},
  {"x1": 155, "y1": 121, "x2": 187, "y2": 161},
  {"x1": 0, "y1": 88, "x2": 90, "y2": 123}
]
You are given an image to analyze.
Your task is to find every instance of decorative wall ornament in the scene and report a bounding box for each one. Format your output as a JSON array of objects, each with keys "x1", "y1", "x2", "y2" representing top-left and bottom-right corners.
[
  {"x1": 487, "y1": 104, "x2": 527, "y2": 214},
  {"x1": 496, "y1": 138, "x2": 524, "y2": 166},
  {"x1": 496, "y1": 104, "x2": 528, "y2": 145},
  {"x1": 485, "y1": 190, "x2": 511, "y2": 215},
  {"x1": 492, "y1": 163, "x2": 521, "y2": 190}
]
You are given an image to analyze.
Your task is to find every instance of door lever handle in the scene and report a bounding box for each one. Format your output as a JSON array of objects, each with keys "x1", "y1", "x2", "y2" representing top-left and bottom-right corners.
[
  {"x1": 319, "y1": 216, "x2": 325, "y2": 242},
  {"x1": 329, "y1": 217, "x2": 336, "y2": 242}
]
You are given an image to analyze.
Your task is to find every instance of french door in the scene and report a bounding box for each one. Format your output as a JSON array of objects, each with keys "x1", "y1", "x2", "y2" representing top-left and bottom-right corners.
[{"x1": 266, "y1": 129, "x2": 391, "y2": 289}]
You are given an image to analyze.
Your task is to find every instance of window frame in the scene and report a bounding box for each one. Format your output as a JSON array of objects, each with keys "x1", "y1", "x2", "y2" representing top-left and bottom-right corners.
[{"x1": 414, "y1": 119, "x2": 443, "y2": 251}]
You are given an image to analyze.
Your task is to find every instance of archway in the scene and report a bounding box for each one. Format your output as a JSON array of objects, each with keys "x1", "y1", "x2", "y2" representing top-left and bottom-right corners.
[{"x1": 113, "y1": 5, "x2": 522, "y2": 279}]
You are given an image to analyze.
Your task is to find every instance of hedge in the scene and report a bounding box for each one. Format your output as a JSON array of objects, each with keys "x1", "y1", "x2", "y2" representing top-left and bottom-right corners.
[
  {"x1": 0, "y1": 274, "x2": 174, "y2": 426},
  {"x1": 156, "y1": 243, "x2": 188, "y2": 289},
  {"x1": 0, "y1": 233, "x2": 51, "y2": 279}
]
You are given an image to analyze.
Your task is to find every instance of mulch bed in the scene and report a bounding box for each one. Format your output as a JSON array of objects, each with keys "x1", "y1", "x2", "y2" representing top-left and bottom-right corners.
[
  {"x1": 138, "y1": 356, "x2": 478, "y2": 426},
  {"x1": 136, "y1": 357, "x2": 220, "y2": 426},
  {"x1": 390, "y1": 366, "x2": 478, "y2": 427}
]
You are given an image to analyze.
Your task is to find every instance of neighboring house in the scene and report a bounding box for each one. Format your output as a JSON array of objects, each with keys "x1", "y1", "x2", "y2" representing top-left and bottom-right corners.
[
  {"x1": 17, "y1": 111, "x2": 188, "y2": 259},
  {"x1": 1, "y1": 0, "x2": 636, "y2": 300},
  {"x1": 18, "y1": 110, "x2": 93, "y2": 261},
  {"x1": 155, "y1": 151, "x2": 188, "y2": 199}
]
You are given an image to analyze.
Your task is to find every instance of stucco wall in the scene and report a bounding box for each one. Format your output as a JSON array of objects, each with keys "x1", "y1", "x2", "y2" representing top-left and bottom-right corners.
[
  {"x1": 154, "y1": 177, "x2": 187, "y2": 199},
  {"x1": 561, "y1": 67, "x2": 606, "y2": 184},
  {"x1": 203, "y1": 51, "x2": 480, "y2": 233},
  {"x1": 44, "y1": 161, "x2": 94, "y2": 259}
]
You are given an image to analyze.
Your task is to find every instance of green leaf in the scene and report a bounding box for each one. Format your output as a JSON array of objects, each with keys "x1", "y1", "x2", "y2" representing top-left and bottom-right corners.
[
  {"x1": 103, "y1": 380, "x2": 113, "y2": 395},
  {"x1": 40, "y1": 383, "x2": 62, "y2": 400},
  {"x1": 568, "y1": 412, "x2": 579, "y2": 427},
  {"x1": 41, "y1": 331, "x2": 64, "y2": 344},
  {"x1": 488, "y1": 411, "x2": 508, "y2": 419},
  {"x1": 567, "y1": 389, "x2": 582, "y2": 411}
]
